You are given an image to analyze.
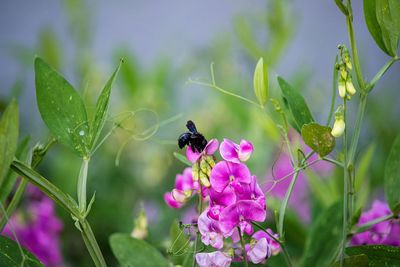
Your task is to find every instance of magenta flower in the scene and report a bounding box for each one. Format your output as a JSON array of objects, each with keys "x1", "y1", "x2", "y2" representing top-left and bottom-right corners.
[
  {"x1": 198, "y1": 210, "x2": 224, "y2": 249},
  {"x1": 220, "y1": 139, "x2": 254, "y2": 163},
  {"x1": 195, "y1": 251, "x2": 232, "y2": 267},
  {"x1": 2, "y1": 195, "x2": 63, "y2": 267},
  {"x1": 210, "y1": 161, "x2": 251, "y2": 194},
  {"x1": 186, "y1": 138, "x2": 219, "y2": 163},
  {"x1": 351, "y1": 200, "x2": 395, "y2": 245},
  {"x1": 219, "y1": 200, "x2": 266, "y2": 235},
  {"x1": 236, "y1": 175, "x2": 265, "y2": 209}
]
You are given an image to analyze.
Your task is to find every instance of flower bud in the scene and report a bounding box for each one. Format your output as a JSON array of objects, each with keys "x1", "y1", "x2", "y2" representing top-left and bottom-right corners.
[
  {"x1": 199, "y1": 171, "x2": 210, "y2": 187},
  {"x1": 331, "y1": 117, "x2": 345, "y2": 138},
  {"x1": 192, "y1": 162, "x2": 200, "y2": 181},
  {"x1": 345, "y1": 80, "x2": 356, "y2": 95},
  {"x1": 131, "y1": 209, "x2": 148, "y2": 240},
  {"x1": 340, "y1": 66, "x2": 348, "y2": 80},
  {"x1": 200, "y1": 158, "x2": 211, "y2": 177},
  {"x1": 204, "y1": 155, "x2": 215, "y2": 168},
  {"x1": 338, "y1": 78, "x2": 346, "y2": 98},
  {"x1": 253, "y1": 57, "x2": 268, "y2": 107}
]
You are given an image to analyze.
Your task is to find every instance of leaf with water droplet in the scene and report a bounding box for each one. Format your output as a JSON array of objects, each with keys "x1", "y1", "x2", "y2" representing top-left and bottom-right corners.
[
  {"x1": 35, "y1": 57, "x2": 90, "y2": 156},
  {"x1": 89, "y1": 60, "x2": 122, "y2": 150},
  {"x1": 301, "y1": 122, "x2": 335, "y2": 157}
]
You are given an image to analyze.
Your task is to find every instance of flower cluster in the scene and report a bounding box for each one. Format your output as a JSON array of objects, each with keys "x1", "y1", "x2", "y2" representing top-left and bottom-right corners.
[
  {"x1": 2, "y1": 185, "x2": 64, "y2": 267},
  {"x1": 165, "y1": 138, "x2": 281, "y2": 266},
  {"x1": 351, "y1": 200, "x2": 400, "y2": 246}
]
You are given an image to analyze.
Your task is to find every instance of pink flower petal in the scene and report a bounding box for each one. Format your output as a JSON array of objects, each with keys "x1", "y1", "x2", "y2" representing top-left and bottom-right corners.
[
  {"x1": 196, "y1": 251, "x2": 232, "y2": 267},
  {"x1": 186, "y1": 146, "x2": 201, "y2": 163},
  {"x1": 239, "y1": 139, "x2": 253, "y2": 162},
  {"x1": 205, "y1": 139, "x2": 219, "y2": 155},
  {"x1": 247, "y1": 238, "x2": 269, "y2": 264},
  {"x1": 164, "y1": 192, "x2": 183, "y2": 209},
  {"x1": 220, "y1": 138, "x2": 240, "y2": 163}
]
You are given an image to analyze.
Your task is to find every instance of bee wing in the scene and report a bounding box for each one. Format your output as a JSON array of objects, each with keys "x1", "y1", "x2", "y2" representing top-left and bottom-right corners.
[{"x1": 186, "y1": 120, "x2": 197, "y2": 133}]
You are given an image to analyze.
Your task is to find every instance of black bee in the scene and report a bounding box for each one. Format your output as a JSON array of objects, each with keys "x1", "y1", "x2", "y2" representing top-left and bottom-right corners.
[{"x1": 178, "y1": 120, "x2": 207, "y2": 153}]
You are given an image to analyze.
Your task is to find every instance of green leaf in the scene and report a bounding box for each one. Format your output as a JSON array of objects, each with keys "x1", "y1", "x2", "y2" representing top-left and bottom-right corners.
[
  {"x1": 301, "y1": 123, "x2": 335, "y2": 157},
  {"x1": 278, "y1": 76, "x2": 314, "y2": 132},
  {"x1": 384, "y1": 133, "x2": 400, "y2": 213},
  {"x1": 0, "y1": 100, "x2": 19, "y2": 186},
  {"x1": 89, "y1": 60, "x2": 122, "y2": 149},
  {"x1": 346, "y1": 245, "x2": 400, "y2": 267},
  {"x1": 300, "y1": 201, "x2": 343, "y2": 267},
  {"x1": 0, "y1": 235, "x2": 44, "y2": 267},
  {"x1": 330, "y1": 254, "x2": 369, "y2": 267},
  {"x1": 253, "y1": 57, "x2": 268, "y2": 106},
  {"x1": 110, "y1": 233, "x2": 169, "y2": 267},
  {"x1": 364, "y1": 0, "x2": 393, "y2": 56},
  {"x1": 173, "y1": 152, "x2": 192, "y2": 166},
  {"x1": 34, "y1": 57, "x2": 90, "y2": 156},
  {"x1": 376, "y1": 0, "x2": 400, "y2": 56}
]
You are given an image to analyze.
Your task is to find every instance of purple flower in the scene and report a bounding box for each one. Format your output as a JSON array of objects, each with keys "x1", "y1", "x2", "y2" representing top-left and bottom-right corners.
[
  {"x1": 245, "y1": 229, "x2": 281, "y2": 264},
  {"x1": 2, "y1": 196, "x2": 63, "y2": 267},
  {"x1": 351, "y1": 200, "x2": 394, "y2": 245},
  {"x1": 220, "y1": 139, "x2": 254, "y2": 163},
  {"x1": 198, "y1": 210, "x2": 224, "y2": 249},
  {"x1": 219, "y1": 200, "x2": 266, "y2": 235},
  {"x1": 210, "y1": 161, "x2": 251, "y2": 194},
  {"x1": 186, "y1": 138, "x2": 219, "y2": 163},
  {"x1": 236, "y1": 175, "x2": 266, "y2": 209},
  {"x1": 195, "y1": 251, "x2": 232, "y2": 267}
]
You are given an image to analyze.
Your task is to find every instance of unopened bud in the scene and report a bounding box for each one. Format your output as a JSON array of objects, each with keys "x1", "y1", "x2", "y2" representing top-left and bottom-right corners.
[
  {"x1": 200, "y1": 159, "x2": 211, "y2": 176},
  {"x1": 192, "y1": 162, "x2": 200, "y2": 181},
  {"x1": 331, "y1": 118, "x2": 345, "y2": 138},
  {"x1": 345, "y1": 80, "x2": 356, "y2": 95},
  {"x1": 340, "y1": 67, "x2": 348, "y2": 80},
  {"x1": 199, "y1": 171, "x2": 210, "y2": 187},
  {"x1": 338, "y1": 78, "x2": 346, "y2": 98},
  {"x1": 204, "y1": 155, "x2": 215, "y2": 168},
  {"x1": 131, "y1": 209, "x2": 148, "y2": 239}
]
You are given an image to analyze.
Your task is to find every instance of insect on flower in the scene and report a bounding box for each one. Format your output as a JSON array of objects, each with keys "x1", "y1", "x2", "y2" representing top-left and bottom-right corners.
[{"x1": 178, "y1": 120, "x2": 207, "y2": 153}]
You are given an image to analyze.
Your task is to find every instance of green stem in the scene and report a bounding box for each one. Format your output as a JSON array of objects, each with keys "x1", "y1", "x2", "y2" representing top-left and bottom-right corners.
[
  {"x1": 327, "y1": 55, "x2": 339, "y2": 126},
  {"x1": 0, "y1": 179, "x2": 28, "y2": 231},
  {"x1": 278, "y1": 171, "x2": 300, "y2": 237},
  {"x1": 322, "y1": 157, "x2": 344, "y2": 168},
  {"x1": 238, "y1": 227, "x2": 249, "y2": 267},
  {"x1": 80, "y1": 219, "x2": 107, "y2": 267},
  {"x1": 348, "y1": 94, "x2": 367, "y2": 164},
  {"x1": 346, "y1": 6, "x2": 365, "y2": 91},
  {"x1": 340, "y1": 99, "x2": 349, "y2": 267},
  {"x1": 350, "y1": 213, "x2": 396, "y2": 235},
  {"x1": 78, "y1": 157, "x2": 90, "y2": 212},
  {"x1": 366, "y1": 57, "x2": 399, "y2": 92},
  {"x1": 192, "y1": 185, "x2": 204, "y2": 267}
]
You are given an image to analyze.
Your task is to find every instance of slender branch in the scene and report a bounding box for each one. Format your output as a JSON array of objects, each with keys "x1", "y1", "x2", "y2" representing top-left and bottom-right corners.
[
  {"x1": 366, "y1": 57, "x2": 399, "y2": 92},
  {"x1": 278, "y1": 171, "x2": 300, "y2": 237},
  {"x1": 327, "y1": 56, "x2": 338, "y2": 126},
  {"x1": 322, "y1": 157, "x2": 344, "y2": 168},
  {"x1": 348, "y1": 94, "x2": 367, "y2": 165},
  {"x1": 80, "y1": 219, "x2": 107, "y2": 267},
  {"x1": 350, "y1": 213, "x2": 397, "y2": 235},
  {"x1": 78, "y1": 157, "x2": 90, "y2": 212},
  {"x1": 0, "y1": 179, "x2": 28, "y2": 231}
]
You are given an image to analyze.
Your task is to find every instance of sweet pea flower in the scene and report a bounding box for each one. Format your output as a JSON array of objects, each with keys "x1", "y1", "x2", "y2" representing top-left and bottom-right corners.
[
  {"x1": 187, "y1": 138, "x2": 219, "y2": 163},
  {"x1": 245, "y1": 229, "x2": 281, "y2": 264},
  {"x1": 236, "y1": 175, "x2": 266, "y2": 209},
  {"x1": 220, "y1": 139, "x2": 254, "y2": 163},
  {"x1": 164, "y1": 167, "x2": 198, "y2": 209},
  {"x1": 351, "y1": 200, "x2": 394, "y2": 245},
  {"x1": 195, "y1": 251, "x2": 232, "y2": 267},
  {"x1": 198, "y1": 210, "x2": 224, "y2": 249},
  {"x1": 219, "y1": 200, "x2": 266, "y2": 235},
  {"x1": 210, "y1": 161, "x2": 251, "y2": 194}
]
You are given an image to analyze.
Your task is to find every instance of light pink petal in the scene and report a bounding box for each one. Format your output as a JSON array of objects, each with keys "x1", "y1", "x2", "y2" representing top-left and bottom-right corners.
[
  {"x1": 205, "y1": 139, "x2": 219, "y2": 155},
  {"x1": 196, "y1": 253, "x2": 212, "y2": 267},
  {"x1": 172, "y1": 189, "x2": 188, "y2": 203},
  {"x1": 210, "y1": 161, "x2": 230, "y2": 192},
  {"x1": 239, "y1": 139, "x2": 253, "y2": 162},
  {"x1": 196, "y1": 252, "x2": 231, "y2": 267},
  {"x1": 175, "y1": 167, "x2": 195, "y2": 191},
  {"x1": 248, "y1": 238, "x2": 268, "y2": 264},
  {"x1": 164, "y1": 192, "x2": 183, "y2": 209},
  {"x1": 220, "y1": 138, "x2": 240, "y2": 163},
  {"x1": 186, "y1": 146, "x2": 201, "y2": 163}
]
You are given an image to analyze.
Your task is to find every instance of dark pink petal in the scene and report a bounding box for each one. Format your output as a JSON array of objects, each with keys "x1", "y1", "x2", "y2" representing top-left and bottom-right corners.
[
  {"x1": 219, "y1": 204, "x2": 240, "y2": 234},
  {"x1": 230, "y1": 162, "x2": 251, "y2": 184},
  {"x1": 220, "y1": 138, "x2": 240, "y2": 163},
  {"x1": 164, "y1": 192, "x2": 183, "y2": 209},
  {"x1": 186, "y1": 146, "x2": 201, "y2": 163},
  {"x1": 210, "y1": 186, "x2": 236, "y2": 207},
  {"x1": 210, "y1": 161, "x2": 231, "y2": 192},
  {"x1": 205, "y1": 138, "x2": 219, "y2": 155},
  {"x1": 239, "y1": 139, "x2": 253, "y2": 162}
]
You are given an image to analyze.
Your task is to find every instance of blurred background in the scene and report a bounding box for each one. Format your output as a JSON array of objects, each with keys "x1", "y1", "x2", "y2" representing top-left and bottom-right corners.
[{"x1": 0, "y1": 0, "x2": 399, "y2": 266}]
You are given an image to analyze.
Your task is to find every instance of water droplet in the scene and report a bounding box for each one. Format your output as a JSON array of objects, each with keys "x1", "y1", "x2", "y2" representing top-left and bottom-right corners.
[
  {"x1": 69, "y1": 96, "x2": 72, "y2": 101},
  {"x1": 79, "y1": 130, "x2": 85, "y2": 136}
]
